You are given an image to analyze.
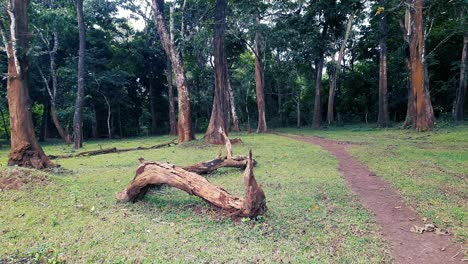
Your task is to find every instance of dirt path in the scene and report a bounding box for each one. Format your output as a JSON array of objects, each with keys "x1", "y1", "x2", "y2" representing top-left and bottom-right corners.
[{"x1": 284, "y1": 134, "x2": 464, "y2": 264}]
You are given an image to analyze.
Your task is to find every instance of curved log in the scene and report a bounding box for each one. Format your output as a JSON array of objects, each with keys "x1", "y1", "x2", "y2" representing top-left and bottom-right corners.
[{"x1": 116, "y1": 151, "x2": 266, "y2": 218}]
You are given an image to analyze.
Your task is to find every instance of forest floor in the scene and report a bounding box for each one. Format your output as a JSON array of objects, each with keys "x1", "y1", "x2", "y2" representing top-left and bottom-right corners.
[{"x1": 0, "y1": 125, "x2": 466, "y2": 263}]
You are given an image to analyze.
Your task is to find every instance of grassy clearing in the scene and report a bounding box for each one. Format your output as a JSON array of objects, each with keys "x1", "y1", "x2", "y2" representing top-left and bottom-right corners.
[
  {"x1": 0, "y1": 134, "x2": 391, "y2": 263},
  {"x1": 278, "y1": 124, "x2": 468, "y2": 243}
]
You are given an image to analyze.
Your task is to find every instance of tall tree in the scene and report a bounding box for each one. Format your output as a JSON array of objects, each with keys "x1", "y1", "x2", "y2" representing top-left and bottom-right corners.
[
  {"x1": 313, "y1": 22, "x2": 329, "y2": 129},
  {"x1": 152, "y1": 0, "x2": 194, "y2": 142},
  {"x1": 326, "y1": 13, "x2": 354, "y2": 124},
  {"x1": 453, "y1": 9, "x2": 467, "y2": 122},
  {"x1": 403, "y1": 0, "x2": 434, "y2": 131},
  {"x1": 166, "y1": 58, "x2": 177, "y2": 135},
  {"x1": 72, "y1": 0, "x2": 86, "y2": 148},
  {"x1": 205, "y1": 0, "x2": 230, "y2": 144},
  {"x1": 254, "y1": 15, "x2": 267, "y2": 133},
  {"x1": 1, "y1": 0, "x2": 53, "y2": 168},
  {"x1": 378, "y1": 2, "x2": 389, "y2": 127}
]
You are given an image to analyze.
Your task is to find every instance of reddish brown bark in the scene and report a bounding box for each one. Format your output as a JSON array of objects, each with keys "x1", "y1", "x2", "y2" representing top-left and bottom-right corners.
[
  {"x1": 206, "y1": 0, "x2": 230, "y2": 144},
  {"x1": 327, "y1": 14, "x2": 354, "y2": 124},
  {"x1": 153, "y1": 0, "x2": 194, "y2": 142},
  {"x1": 453, "y1": 33, "x2": 467, "y2": 121},
  {"x1": 378, "y1": 0, "x2": 389, "y2": 127},
  {"x1": 116, "y1": 151, "x2": 266, "y2": 218},
  {"x1": 73, "y1": 0, "x2": 86, "y2": 148},
  {"x1": 254, "y1": 16, "x2": 267, "y2": 133},
  {"x1": 4, "y1": 0, "x2": 54, "y2": 169},
  {"x1": 166, "y1": 58, "x2": 177, "y2": 135},
  {"x1": 404, "y1": 0, "x2": 434, "y2": 131}
]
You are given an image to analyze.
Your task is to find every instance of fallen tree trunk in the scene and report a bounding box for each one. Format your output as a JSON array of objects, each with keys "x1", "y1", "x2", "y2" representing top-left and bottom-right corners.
[
  {"x1": 183, "y1": 127, "x2": 251, "y2": 174},
  {"x1": 48, "y1": 139, "x2": 177, "y2": 159},
  {"x1": 116, "y1": 151, "x2": 266, "y2": 218}
]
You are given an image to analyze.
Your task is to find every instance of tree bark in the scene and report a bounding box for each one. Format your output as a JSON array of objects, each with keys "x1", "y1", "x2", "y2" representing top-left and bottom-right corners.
[
  {"x1": 73, "y1": 0, "x2": 86, "y2": 148},
  {"x1": 91, "y1": 104, "x2": 98, "y2": 138},
  {"x1": 152, "y1": 0, "x2": 194, "y2": 142},
  {"x1": 206, "y1": 0, "x2": 230, "y2": 144},
  {"x1": 296, "y1": 97, "x2": 301, "y2": 128},
  {"x1": 228, "y1": 79, "x2": 240, "y2": 132},
  {"x1": 255, "y1": 16, "x2": 267, "y2": 133},
  {"x1": 327, "y1": 14, "x2": 354, "y2": 124},
  {"x1": 4, "y1": 0, "x2": 54, "y2": 169},
  {"x1": 404, "y1": 0, "x2": 434, "y2": 131},
  {"x1": 116, "y1": 151, "x2": 266, "y2": 218},
  {"x1": 378, "y1": 0, "x2": 389, "y2": 127},
  {"x1": 453, "y1": 33, "x2": 467, "y2": 121}
]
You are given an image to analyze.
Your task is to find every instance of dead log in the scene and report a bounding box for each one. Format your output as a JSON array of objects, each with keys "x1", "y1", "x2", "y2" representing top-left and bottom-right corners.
[
  {"x1": 48, "y1": 139, "x2": 177, "y2": 159},
  {"x1": 116, "y1": 150, "x2": 266, "y2": 218}
]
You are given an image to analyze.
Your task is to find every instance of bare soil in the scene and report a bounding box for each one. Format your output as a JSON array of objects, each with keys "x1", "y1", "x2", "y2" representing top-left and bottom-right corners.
[
  {"x1": 285, "y1": 134, "x2": 465, "y2": 264},
  {"x1": 0, "y1": 168, "x2": 48, "y2": 190}
]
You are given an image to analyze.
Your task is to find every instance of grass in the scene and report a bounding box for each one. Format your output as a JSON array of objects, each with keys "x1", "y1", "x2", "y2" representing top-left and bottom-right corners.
[
  {"x1": 278, "y1": 123, "x2": 468, "y2": 243},
  {"x1": 0, "y1": 133, "x2": 391, "y2": 263}
]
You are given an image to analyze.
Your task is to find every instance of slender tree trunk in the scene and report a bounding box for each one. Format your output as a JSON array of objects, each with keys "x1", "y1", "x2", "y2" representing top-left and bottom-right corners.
[
  {"x1": 0, "y1": 103, "x2": 10, "y2": 140},
  {"x1": 91, "y1": 104, "x2": 98, "y2": 138},
  {"x1": 296, "y1": 98, "x2": 301, "y2": 128},
  {"x1": 327, "y1": 14, "x2": 354, "y2": 124},
  {"x1": 149, "y1": 82, "x2": 158, "y2": 134},
  {"x1": 102, "y1": 94, "x2": 111, "y2": 139},
  {"x1": 378, "y1": 0, "x2": 389, "y2": 127},
  {"x1": 404, "y1": 0, "x2": 434, "y2": 131},
  {"x1": 255, "y1": 16, "x2": 267, "y2": 133},
  {"x1": 206, "y1": 0, "x2": 230, "y2": 144},
  {"x1": 73, "y1": 0, "x2": 86, "y2": 148},
  {"x1": 312, "y1": 23, "x2": 328, "y2": 129},
  {"x1": 453, "y1": 33, "x2": 467, "y2": 121},
  {"x1": 153, "y1": 0, "x2": 194, "y2": 142},
  {"x1": 4, "y1": 0, "x2": 53, "y2": 168},
  {"x1": 39, "y1": 98, "x2": 48, "y2": 142},
  {"x1": 166, "y1": 58, "x2": 177, "y2": 135},
  {"x1": 228, "y1": 78, "x2": 240, "y2": 132}
]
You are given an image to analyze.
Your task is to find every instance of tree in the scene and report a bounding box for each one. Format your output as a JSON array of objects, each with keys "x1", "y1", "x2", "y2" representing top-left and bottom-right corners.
[
  {"x1": 254, "y1": 15, "x2": 267, "y2": 133},
  {"x1": 326, "y1": 13, "x2": 354, "y2": 124},
  {"x1": 453, "y1": 8, "x2": 467, "y2": 122},
  {"x1": 377, "y1": 1, "x2": 389, "y2": 127},
  {"x1": 205, "y1": 0, "x2": 230, "y2": 144},
  {"x1": 0, "y1": 0, "x2": 54, "y2": 168},
  {"x1": 72, "y1": 0, "x2": 86, "y2": 148},
  {"x1": 403, "y1": 0, "x2": 434, "y2": 131},
  {"x1": 152, "y1": 0, "x2": 194, "y2": 142}
]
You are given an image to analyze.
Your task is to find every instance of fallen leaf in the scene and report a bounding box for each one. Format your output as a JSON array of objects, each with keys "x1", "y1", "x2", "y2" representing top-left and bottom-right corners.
[
  {"x1": 435, "y1": 228, "x2": 450, "y2": 235},
  {"x1": 422, "y1": 217, "x2": 428, "y2": 222}
]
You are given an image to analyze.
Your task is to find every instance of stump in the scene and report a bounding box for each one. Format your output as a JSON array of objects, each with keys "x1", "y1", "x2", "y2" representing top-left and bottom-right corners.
[{"x1": 116, "y1": 151, "x2": 266, "y2": 218}]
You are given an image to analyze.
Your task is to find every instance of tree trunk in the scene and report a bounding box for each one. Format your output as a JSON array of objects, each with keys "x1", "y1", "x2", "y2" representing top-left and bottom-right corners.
[
  {"x1": 149, "y1": 82, "x2": 158, "y2": 134},
  {"x1": 327, "y1": 14, "x2": 354, "y2": 124},
  {"x1": 39, "y1": 99, "x2": 48, "y2": 142},
  {"x1": 378, "y1": 0, "x2": 389, "y2": 127},
  {"x1": 0, "y1": 102, "x2": 10, "y2": 140},
  {"x1": 73, "y1": 0, "x2": 86, "y2": 148},
  {"x1": 228, "y1": 79, "x2": 240, "y2": 132},
  {"x1": 153, "y1": 0, "x2": 194, "y2": 142},
  {"x1": 296, "y1": 98, "x2": 301, "y2": 128},
  {"x1": 102, "y1": 94, "x2": 111, "y2": 140},
  {"x1": 453, "y1": 33, "x2": 467, "y2": 121},
  {"x1": 91, "y1": 104, "x2": 98, "y2": 138},
  {"x1": 206, "y1": 0, "x2": 230, "y2": 144},
  {"x1": 116, "y1": 151, "x2": 266, "y2": 218},
  {"x1": 4, "y1": 0, "x2": 53, "y2": 168},
  {"x1": 312, "y1": 23, "x2": 328, "y2": 129},
  {"x1": 255, "y1": 16, "x2": 267, "y2": 133},
  {"x1": 404, "y1": 0, "x2": 434, "y2": 131},
  {"x1": 166, "y1": 58, "x2": 177, "y2": 136}
]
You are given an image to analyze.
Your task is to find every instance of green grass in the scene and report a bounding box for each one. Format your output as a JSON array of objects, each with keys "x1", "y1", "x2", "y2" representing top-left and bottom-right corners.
[
  {"x1": 278, "y1": 124, "x2": 468, "y2": 242},
  {"x1": 0, "y1": 134, "x2": 391, "y2": 263}
]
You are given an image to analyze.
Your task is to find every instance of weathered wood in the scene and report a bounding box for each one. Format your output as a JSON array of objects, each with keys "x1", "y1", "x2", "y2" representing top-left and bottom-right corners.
[
  {"x1": 116, "y1": 151, "x2": 266, "y2": 218},
  {"x1": 48, "y1": 139, "x2": 177, "y2": 159}
]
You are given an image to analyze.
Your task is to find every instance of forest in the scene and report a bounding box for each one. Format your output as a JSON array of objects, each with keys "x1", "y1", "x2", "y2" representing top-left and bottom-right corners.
[{"x1": 0, "y1": 0, "x2": 467, "y2": 263}]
